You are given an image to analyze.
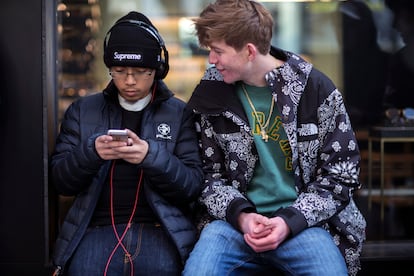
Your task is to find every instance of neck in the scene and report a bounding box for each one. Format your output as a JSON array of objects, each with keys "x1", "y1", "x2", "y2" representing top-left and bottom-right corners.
[
  {"x1": 243, "y1": 54, "x2": 284, "y2": 87},
  {"x1": 118, "y1": 93, "x2": 152, "y2": 111}
]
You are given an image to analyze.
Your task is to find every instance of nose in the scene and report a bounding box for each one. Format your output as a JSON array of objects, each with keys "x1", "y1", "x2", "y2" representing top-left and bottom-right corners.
[
  {"x1": 125, "y1": 73, "x2": 136, "y2": 84},
  {"x1": 208, "y1": 51, "x2": 217, "y2": 65}
]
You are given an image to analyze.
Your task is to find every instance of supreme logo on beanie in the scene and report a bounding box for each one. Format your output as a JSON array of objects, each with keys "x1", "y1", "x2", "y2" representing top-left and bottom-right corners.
[{"x1": 103, "y1": 12, "x2": 162, "y2": 69}]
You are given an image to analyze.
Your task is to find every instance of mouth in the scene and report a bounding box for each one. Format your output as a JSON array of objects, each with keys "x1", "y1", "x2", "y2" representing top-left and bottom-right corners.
[
  {"x1": 216, "y1": 67, "x2": 225, "y2": 74},
  {"x1": 122, "y1": 91, "x2": 139, "y2": 100}
]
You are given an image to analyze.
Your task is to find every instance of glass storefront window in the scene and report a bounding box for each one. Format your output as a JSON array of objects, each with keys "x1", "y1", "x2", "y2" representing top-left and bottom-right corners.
[{"x1": 57, "y1": 0, "x2": 414, "y2": 242}]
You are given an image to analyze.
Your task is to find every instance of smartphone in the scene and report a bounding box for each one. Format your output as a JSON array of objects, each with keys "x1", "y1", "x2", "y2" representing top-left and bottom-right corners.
[{"x1": 107, "y1": 129, "x2": 128, "y2": 142}]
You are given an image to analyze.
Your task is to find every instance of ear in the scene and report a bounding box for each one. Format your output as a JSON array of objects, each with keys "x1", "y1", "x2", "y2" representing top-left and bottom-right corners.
[{"x1": 246, "y1": 43, "x2": 258, "y2": 61}]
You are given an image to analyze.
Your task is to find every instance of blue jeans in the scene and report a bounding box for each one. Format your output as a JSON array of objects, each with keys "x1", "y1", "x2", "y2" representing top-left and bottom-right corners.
[
  {"x1": 67, "y1": 223, "x2": 181, "y2": 276},
  {"x1": 183, "y1": 220, "x2": 348, "y2": 276}
]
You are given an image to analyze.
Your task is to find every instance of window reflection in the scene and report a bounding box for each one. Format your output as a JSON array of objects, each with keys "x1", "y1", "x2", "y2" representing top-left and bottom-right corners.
[{"x1": 57, "y1": 0, "x2": 414, "y2": 241}]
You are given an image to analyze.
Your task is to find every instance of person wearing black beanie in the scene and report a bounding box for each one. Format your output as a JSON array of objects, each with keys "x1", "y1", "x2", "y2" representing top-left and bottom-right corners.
[
  {"x1": 50, "y1": 11, "x2": 202, "y2": 276},
  {"x1": 103, "y1": 11, "x2": 169, "y2": 79}
]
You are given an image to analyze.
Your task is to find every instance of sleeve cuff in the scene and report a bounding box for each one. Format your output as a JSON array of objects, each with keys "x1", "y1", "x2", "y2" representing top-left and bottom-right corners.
[
  {"x1": 272, "y1": 206, "x2": 308, "y2": 236},
  {"x1": 226, "y1": 198, "x2": 256, "y2": 231}
]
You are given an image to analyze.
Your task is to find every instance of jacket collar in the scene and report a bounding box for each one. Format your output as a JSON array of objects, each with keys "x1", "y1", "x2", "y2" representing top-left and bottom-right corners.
[{"x1": 187, "y1": 77, "x2": 245, "y2": 115}]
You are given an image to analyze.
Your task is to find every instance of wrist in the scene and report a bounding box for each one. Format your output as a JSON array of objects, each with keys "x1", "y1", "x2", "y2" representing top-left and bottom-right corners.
[{"x1": 238, "y1": 211, "x2": 255, "y2": 233}]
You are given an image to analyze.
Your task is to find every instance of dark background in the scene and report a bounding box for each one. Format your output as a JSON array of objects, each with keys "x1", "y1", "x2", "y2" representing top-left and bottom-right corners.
[{"x1": 0, "y1": 0, "x2": 57, "y2": 274}]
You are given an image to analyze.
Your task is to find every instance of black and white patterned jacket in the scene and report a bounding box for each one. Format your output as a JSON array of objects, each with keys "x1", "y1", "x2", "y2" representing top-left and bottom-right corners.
[{"x1": 187, "y1": 47, "x2": 366, "y2": 276}]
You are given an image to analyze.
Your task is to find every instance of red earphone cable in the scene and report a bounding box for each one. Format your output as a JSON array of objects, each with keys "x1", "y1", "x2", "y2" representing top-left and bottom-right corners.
[{"x1": 104, "y1": 160, "x2": 143, "y2": 276}]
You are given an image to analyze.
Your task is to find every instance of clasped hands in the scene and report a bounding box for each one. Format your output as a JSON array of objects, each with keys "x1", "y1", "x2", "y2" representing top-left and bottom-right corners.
[
  {"x1": 238, "y1": 212, "x2": 290, "y2": 252},
  {"x1": 95, "y1": 129, "x2": 148, "y2": 164}
]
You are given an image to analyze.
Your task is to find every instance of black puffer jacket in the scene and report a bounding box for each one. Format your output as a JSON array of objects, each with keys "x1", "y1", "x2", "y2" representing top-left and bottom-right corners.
[{"x1": 50, "y1": 80, "x2": 203, "y2": 273}]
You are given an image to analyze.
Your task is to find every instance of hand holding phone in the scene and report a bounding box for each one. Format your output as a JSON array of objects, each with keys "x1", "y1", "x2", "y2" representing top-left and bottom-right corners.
[{"x1": 107, "y1": 129, "x2": 128, "y2": 142}]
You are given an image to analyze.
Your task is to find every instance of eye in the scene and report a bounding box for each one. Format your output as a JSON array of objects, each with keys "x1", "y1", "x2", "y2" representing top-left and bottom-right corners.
[
  {"x1": 133, "y1": 69, "x2": 147, "y2": 74},
  {"x1": 135, "y1": 69, "x2": 154, "y2": 77},
  {"x1": 114, "y1": 68, "x2": 126, "y2": 73},
  {"x1": 211, "y1": 48, "x2": 222, "y2": 55}
]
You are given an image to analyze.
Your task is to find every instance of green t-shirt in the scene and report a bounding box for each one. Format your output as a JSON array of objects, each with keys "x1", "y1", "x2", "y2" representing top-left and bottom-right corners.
[{"x1": 237, "y1": 83, "x2": 297, "y2": 215}]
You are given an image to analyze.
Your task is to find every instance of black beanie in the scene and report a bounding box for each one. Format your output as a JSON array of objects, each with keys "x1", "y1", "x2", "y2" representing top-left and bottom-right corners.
[{"x1": 103, "y1": 12, "x2": 164, "y2": 71}]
